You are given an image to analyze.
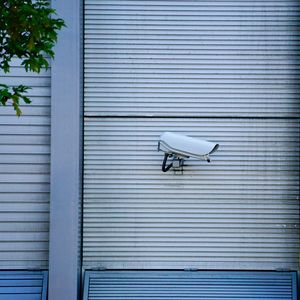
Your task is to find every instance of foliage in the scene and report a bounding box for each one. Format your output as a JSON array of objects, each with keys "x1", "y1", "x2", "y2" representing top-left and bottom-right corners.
[{"x1": 0, "y1": 0, "x2": 64, "y2": 116}]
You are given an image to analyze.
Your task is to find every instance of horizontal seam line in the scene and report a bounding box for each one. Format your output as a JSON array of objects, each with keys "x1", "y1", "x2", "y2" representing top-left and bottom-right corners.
[{"x1": 84, "y1": 115, "x2": 300, "y2": 120}]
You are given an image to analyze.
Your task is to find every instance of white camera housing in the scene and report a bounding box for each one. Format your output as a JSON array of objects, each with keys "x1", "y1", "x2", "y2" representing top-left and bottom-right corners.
[{"x1": 158, "y1": 132, "x2": 219, "y2": 172}]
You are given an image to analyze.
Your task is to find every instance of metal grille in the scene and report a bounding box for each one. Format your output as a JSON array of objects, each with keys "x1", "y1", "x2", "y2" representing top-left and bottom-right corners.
[
  {"x1": 84, "y1": 271, "x2": 297, "y2": 300},
  {"x1": 0, "y1": 271, "x2": 48, "y2": 300}
]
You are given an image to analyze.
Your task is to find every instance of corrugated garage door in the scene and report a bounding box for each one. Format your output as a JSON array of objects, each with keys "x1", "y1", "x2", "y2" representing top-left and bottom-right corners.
[
  {"x1": 0, "y1": 61, "x2": 50, "y2": 268},
  {"x1": 84, "y1": 0, "x2": 300, "y2": 270}
]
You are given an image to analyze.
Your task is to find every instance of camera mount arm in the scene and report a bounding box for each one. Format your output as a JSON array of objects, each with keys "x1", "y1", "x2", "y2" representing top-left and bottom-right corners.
[
  {"x1": 161, "y1": 153, "x2": 184, "y2": 172},
  {"x1": 162, "y1": 153, "x2": 173, "y2": 172}
]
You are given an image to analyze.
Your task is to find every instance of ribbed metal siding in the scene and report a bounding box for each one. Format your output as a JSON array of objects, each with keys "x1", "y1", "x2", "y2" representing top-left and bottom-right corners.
[
  {"x1": 0, "y1": 62, "x2": 50, "y2": 268},
  {"x1": 83, "y1": 0, "x2": 300, "y2": 270},
  {"x1": 83, "y1": 118, "x2": 299, "y2": 270},
  {"x1": 0, "y1": 271, "x2": 48, "y2": 300},
  {"x1": 85, "y1": 0, "x2": 300, "y2": 117},
  {"x1": 84, "y1": 271, "x2": 297, "y2": 300}
]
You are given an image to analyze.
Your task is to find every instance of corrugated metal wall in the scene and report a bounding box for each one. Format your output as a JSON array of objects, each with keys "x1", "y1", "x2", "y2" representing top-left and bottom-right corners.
[
  {"x1": 0, "y1": 60, "x2": 50, "y2": 268},
  {"x1": 83, "y1": 0, "x2": 300, "y2": 270},
  {"x1": 85, "y1": 0, "x2": 300, "y2": 118}
]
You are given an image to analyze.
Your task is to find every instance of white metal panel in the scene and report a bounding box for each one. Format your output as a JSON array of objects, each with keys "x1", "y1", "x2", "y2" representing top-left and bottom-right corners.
[
  {"x1": 85, "y1": 0, "x2": 300, "y2": 117},
  {"x1": 0, "y1": 64, "x2": 50, "y2": 268},
  {"x1": 83, "y1": 118, "x2": 299, "y2": 270},
  {"x1": 83, "y1": 0, "x2": 300, "y2": 271}
]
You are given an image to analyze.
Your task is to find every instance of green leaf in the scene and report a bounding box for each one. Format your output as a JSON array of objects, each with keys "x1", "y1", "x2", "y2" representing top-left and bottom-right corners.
[
  {"x1": 0, "y1": 0, "x2": 65, "y2": 116},
  {"x1": 23, "y1": 96, "x2": 31, "y2": 104}
]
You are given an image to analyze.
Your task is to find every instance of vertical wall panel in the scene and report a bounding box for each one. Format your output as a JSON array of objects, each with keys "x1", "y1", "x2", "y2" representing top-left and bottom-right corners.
[
  {"x1": 83, "y1": 0, "x2": 300, "y2": 270},
  {"x1": 0, "y1": 63, "x2": 50, "y2": 268}
]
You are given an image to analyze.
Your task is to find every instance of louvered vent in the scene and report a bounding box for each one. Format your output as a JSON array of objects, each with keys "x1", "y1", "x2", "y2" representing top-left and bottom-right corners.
[
  {"x1": 84, "y1": 271, "x2": 297, "y2": 300},
  {"x1": 0, "y1": 271, "x2": 48, "y2": 300}
]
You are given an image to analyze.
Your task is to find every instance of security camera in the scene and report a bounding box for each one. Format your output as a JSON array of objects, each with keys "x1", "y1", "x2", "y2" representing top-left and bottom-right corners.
[{"x1": 158, "y1": 132, "x2": 219, "y2": 172}]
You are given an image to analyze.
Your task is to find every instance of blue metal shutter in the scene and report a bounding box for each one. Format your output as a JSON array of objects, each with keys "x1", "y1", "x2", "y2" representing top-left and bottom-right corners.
[
  {"x1": 84, "y1": 271, "x2": 297, "y2": 300},
  {"x1": 0, "y1": 271, "x2": 48, "y2": 300}
]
